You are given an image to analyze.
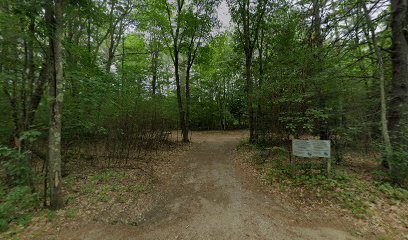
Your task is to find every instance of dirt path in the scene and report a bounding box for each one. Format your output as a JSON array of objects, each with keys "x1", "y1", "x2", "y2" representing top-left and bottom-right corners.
[{"x1": 56, "y1": 131, "x2": 357, "y2": 240}]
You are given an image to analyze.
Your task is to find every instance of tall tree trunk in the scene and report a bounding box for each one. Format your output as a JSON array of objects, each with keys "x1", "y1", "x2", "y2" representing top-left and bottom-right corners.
[
  {"x1": 151, "y1": 46, "x2": 159, "y2": 95},
  {"x1": 11, "y1": 42, "x2": 21, "y2": 147},
  {"x1": 166, "y1": 0, "x2": 189, "y2": 143},
  {"x1": 242, "y1": 0, "x2": 256, "y2": 142},
  {"x1": 27, "y1": 61, "x2": 49, "y2": 127},
  {"x1": 389, "y1": 0, "x2": 408, "y2": 184},
  {"x1": 245, "y1": 52, "x2": 255, "y2": 141},
  {"x1": 46, "y1": 0, "x2": 64, "y2": 210},
  {"x1": 87, "y1": 18, "x2": 91, "y2": 54},
  {"x1": 389, "y1": 0, "x2": 408, "y2": 132},
  {"x1": 232, "y1": 0, "x2": 266, "y2": 142},
  {"x1": 223, "y1": 77, "x2": 227, "y2": 130},
  {"x1": 311, "y1": 0, "x2": 328, "y2": 140},
  {"x1": 362, "y1": 3, "x2": 392, "y2": 165},
  {"x1": 256, "y1": 28, "x2": 264, "y2": 139},
  {"x1": 185, "y1": 63, "x2": 192, "y2": 142},
  {"x1": 312, "y1": 0, "x2": 323, "y2": 49},
  {"x1": 174, "y1": 47, "x2": 188, "y2": 142},
  {"x1": 25, "y1": 14, "x2": 36, "y2": 131},
  {"x1": 105, "y1": 0, "x2": 116, "y2": 72}
]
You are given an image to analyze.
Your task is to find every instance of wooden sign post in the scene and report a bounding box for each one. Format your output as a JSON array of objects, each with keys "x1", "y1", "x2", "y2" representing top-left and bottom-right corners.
[{"x1": 292, "y1": 140, "x2": 332, "y2": 177}]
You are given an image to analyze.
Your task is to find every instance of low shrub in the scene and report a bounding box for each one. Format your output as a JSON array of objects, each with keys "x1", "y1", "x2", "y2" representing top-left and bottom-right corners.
[{"x1": 0, "y1": 186, "x2": 39, "y2": 232}]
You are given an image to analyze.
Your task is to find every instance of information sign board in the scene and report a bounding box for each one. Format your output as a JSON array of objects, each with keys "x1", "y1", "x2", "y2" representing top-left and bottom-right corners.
[{"x1": 292, "y1": 140, "x2": 330, "y2": 158}]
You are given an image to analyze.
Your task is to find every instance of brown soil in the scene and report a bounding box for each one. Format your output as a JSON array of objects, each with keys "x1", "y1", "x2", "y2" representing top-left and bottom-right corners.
[{"x1": 29, "y1": 131, "x2": 358, "y2": 240}]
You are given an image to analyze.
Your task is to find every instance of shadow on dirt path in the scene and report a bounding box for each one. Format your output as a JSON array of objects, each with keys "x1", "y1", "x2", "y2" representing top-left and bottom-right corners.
[{"x1": 55, "y1": 131, "x2": 357, "y2": 240}]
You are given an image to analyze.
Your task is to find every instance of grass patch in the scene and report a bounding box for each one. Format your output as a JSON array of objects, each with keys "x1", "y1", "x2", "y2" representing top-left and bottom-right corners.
[
  {"x1": 90, "y1": 170, "x2": 127, "y2": 183},
  {"x1": 376, "y1": 182, "x2": 408, "y2": 201},
  {"x1": 237, "y1": 138, "x2": 256, "y2": 150},
  {"x1": 81, "y1": 170, "x2": 150, "y2": 204},
  {"x1": 126, "y1": 184, "x2": 149, "y2": 194},
  {"x1": 45, "y1": 209, "x2": 57, "y2": 222},
  {"x1": 97, "y1": 186, "x2": 112, "y2": 202},
  {"x1": 266, "y1": 167, "x2": 376, "y2": 218},
  {"x1": 65, "y1": 208, "x2": 78, "y2": 218}
]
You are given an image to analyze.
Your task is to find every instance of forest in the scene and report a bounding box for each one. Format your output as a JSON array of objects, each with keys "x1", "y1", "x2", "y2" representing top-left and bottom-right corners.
[{"x1": 1, "y1": 0, "x2": 408, "y2": 239}]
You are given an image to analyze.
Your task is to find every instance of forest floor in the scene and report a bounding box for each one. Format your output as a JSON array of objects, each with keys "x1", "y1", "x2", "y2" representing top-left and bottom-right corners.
[{"x1": 3, "y1": 131, "x2": 407, "y2": 240}]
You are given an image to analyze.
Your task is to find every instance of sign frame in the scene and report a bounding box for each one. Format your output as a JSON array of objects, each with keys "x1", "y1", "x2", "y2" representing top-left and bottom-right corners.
[{"x1": 290, "y1": 139, "x2": 333, "y2": 177}]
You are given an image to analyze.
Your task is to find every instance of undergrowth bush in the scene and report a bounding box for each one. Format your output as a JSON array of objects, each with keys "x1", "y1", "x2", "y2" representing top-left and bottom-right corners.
[
  {"x1": 390, "y1": 149, "x2": 408, "y2": 188},
  {"x1": 0, "y1": 186, "x2": 39, "y2": 231},
  {"x1": 0, "y1": 146, "x2": 32, "y2": 187},
  {"x1": 265, "y1": 166, "x2": 408, "y2": 218},
  {"x1": 254, "y1": 146, "x2": 408, "y2": 219},
  {"x1": 0, "y1": 146, "x2": 39, "y2": 232}
]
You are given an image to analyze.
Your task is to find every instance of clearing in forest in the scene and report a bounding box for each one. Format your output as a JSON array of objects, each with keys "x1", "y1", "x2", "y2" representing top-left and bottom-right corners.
[{"x1": 41, "y1": 131, "x2": 357, "y2": 240}]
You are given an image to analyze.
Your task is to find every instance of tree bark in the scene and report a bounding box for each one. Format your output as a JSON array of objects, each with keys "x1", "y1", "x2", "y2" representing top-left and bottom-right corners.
[
  {"x1": 46, "y1": 0, "x2": 64, "y2": 210},
  {"x1": 24, "y1": 14, "x2": 36, "y2": 131},
  {"x1": 232, "y1": 0, "x2": 267, "y2": 142},
  {"x1": 389, "y1": 0, "x2": 408, "y2": 184},
  {"x1": 185, "y1": 64, "x2": 191, "y2": 142},
  {"x1": 256, "y1": 28, "x2": 264, "y2": 139},
  {"x1": 174, "y1": 46, "x2": 188, "y2": 142},
  {"x1": 362, "y1": 2, "x2": 393, "y2": 165},
  {"x1": 1, "y1": 3, "x2": 49, "y2": 147},
  {"x1": 389, "y1": 0, "x2": 408, "y2": 133},
  {"x1": 165, "y1": 0, "x2": 189, "y2": 143},
  {"x1": 151, "y1": 34, "x2": 159, "y2": 95},
  {"x1": 245, "y1": 52, "x2": 255, "y2": 141}
]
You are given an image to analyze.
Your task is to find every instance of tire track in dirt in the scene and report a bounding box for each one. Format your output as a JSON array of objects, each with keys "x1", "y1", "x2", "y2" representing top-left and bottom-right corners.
[{"x1": 55, "y1": 131, "x2": 358, "y2": 240}]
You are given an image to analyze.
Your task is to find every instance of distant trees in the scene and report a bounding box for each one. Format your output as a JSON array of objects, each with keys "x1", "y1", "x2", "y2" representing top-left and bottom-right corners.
[
  {"x1": 225, "y1": 0, "x2": 400, "y2": 161},
  {"x1": 153, "y1": 0, "x2": 218, "y2": 142},
  {"x1": 0, "y1": 1, "x2": 49, "y2": 148},
  {"x1": 0, "y1": 0, "x2": 67, "y2": 209},
  {"x1": 163, "y1": 0, "x2": 188, "y2": 142},
  {"x1": 1, "y1": 0, "x2": 408, "y2": 212},
  {"x1": 192, "y1": 33, "x2": 244, "y2": 130},
  {"x1": 104, "y1": 0, "x2": 133, "y2": 72},
  {"x1": 361, "y1": 1, "x2": 392, "y2": 166},
  {"x1": 228, "y1": 0, "x2": 267, "y2": 142}
]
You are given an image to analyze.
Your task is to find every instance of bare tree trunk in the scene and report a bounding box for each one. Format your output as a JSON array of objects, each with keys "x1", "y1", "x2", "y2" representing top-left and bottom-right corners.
[
  {"x1": 9, "y1": 45, "x2": 20, "y2": 146},
  {"x1": 46, "y1": 0, "x2": 64, "y2": 210},
  {"x1": 165, "y1": 0, "x2": 189, "y2": 143},
  {"x1": 256, "y1": 28, "x2": 264, "y2": 139},
  {"x1": 185, "y1": 62, "x2": 192, "y2": 142},
  {"x1": 27, "y1": 61, "x2": 49, "y2": 126},
  {"x1": 174, "y1": 47, "x2": 188, "y2": 142},
  {"x1": 242, "y1": 0, "x2": 255, "y2": 142},
  {"x1": 245, "y1": 52, "x2": 255, "y2": 141},
  {"x1": 232, "y1": 0, "x2": 266, "y2": 142},
  {"x1": 151, "y1": 36, "x2": 159, "y2": 95},
  {"x1": 389, "y1": 0, "x2": 408, "y2": 184},
  {"x1": 223, "y1": 77, "x2": 227, "y2": 130},
  {"x1": 105, "y1": 0, "x2": 116, "y2": 73},
  {"x1": 311, "y1": 0, "x2": 328, "y2": 140},
  {"x1": 151, "y1": 50, "x2": 158, "y2": 95},
  {"x1": 149, "y1": 30, "x2": 160, "y2": 96},
  {"x1": 24, "y1": 14, "x2": 36, "y2": 131},
  {"x1": 389, "y1": 0, "x2": 408, "y2": 132},
  {"x1": 105, "y1": 2, "x2": 127, "y2": 73},
  {"x1": 362, "y1": 3, "x2": 392, "y2": 165},
  {"x1": 1, "y1": 2, "x2": 22, "y2": 147},
  {"x1": 3, "y1": 3, "x2": 50, "y2": 147},
  {"x1": 87, "y1": 18, "x2": 91, "y2": 54}
]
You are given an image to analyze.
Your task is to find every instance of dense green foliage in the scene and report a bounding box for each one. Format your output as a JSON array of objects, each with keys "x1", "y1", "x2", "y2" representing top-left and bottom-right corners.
[
  {"x1": 0, "y1": 0, "x2": 407, "y2": 231},
  {"x1": 0, "y1": 147, "x2": 39, "y2": 231}
]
